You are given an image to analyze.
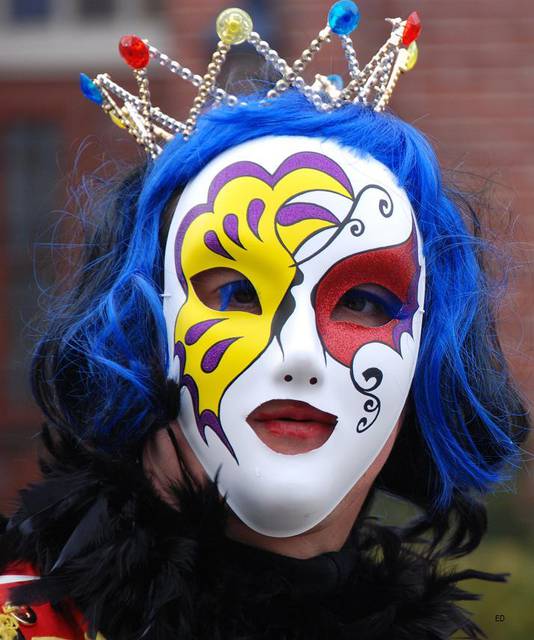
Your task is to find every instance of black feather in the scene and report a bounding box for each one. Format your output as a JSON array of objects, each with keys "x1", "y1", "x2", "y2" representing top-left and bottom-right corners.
[{"x1": 1, "y1": 426, "x2": 505, "y2": 640}]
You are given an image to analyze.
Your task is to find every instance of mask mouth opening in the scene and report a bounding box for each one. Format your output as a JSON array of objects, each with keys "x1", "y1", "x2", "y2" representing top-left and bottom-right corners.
[{"x1": 246, "y1": 400, "x2": 337, "y2": 455}]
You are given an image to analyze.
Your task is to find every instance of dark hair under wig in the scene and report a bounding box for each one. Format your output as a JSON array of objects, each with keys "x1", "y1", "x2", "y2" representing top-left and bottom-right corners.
[{"x1": 31, "y1": 91, "x2": 528, "y2": 552}]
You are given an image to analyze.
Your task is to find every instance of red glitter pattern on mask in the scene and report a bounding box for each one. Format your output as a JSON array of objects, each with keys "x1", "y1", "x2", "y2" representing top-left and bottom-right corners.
[{"x1": 315, "y1": 230, "x2": 419, "y2": 366}]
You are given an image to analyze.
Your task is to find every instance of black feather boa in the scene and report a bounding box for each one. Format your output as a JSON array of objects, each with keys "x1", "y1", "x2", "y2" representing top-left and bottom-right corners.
[{"x1": 0, "y1": 427, "x2": 505, "y2": 640}]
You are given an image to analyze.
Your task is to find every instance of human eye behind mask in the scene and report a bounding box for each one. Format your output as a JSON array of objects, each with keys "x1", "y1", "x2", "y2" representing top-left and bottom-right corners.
[
  {"x1": 332, "y1": 284, "x2": 405, "y2": 327},
  {"x1": 191, "y1": 267, "x2": 262, "y2": 314}
]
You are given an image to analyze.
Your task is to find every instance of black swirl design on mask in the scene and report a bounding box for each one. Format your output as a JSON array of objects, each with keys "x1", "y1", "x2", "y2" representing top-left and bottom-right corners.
[
  {"x1": 353, "y1": 367, "x2": 383, "y2": 433},
  {"x1": 351, "y1": 183, "x2": 394, "y2": 221},
  {"x1": 346, "y1": 186, "x2": 392, "y2": 239},
  {"x1": 296, "y1": 184, "x2": 395, "y2": 267},
  {"x1": 350, "y1": 220, "x2": 365, "y2": 236},
  {"x1": 378, "y1": 194, "x2": 393, "y2": 218},
  {"x1": 345, "y1": 185, "x2": 393, "y2": 240}
]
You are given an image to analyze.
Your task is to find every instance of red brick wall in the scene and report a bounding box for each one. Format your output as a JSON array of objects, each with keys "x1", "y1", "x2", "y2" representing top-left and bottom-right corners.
[{"x1": 1, "y1": 0, "x2": 532, "y2": 511}]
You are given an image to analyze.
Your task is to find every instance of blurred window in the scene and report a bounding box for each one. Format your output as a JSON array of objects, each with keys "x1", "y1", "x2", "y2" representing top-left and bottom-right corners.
[
  {"x1": 10, "y1": 0, "x2": 51, "y2": 22},
  {"x1": 78, "y1": 0, "x2": 116, "y2": 20},
  {"x1": 142, "y1": 0, "x2": 164, "y2": 18},
  {"x1": 3, "y1": 123, "x2": 59, "y2": 404}
]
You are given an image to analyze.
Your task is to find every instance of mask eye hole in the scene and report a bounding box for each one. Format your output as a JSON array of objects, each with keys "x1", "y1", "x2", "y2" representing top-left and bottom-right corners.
[
  {"x1": 331, "y1": 284, "x2": 404, "y2": 327},
  {"x1": 191, "y1": 267, "x2": 262, "y2": 315}
]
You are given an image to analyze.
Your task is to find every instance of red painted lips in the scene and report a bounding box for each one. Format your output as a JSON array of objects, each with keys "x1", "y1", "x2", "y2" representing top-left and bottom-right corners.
[{"x1": 247, "y1": 400, "x2": 337, "y2": 455}]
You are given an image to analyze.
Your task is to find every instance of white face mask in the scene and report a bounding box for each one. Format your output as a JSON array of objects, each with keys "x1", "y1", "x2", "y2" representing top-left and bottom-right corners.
[{"x1": 163, "y1": 136, "x2": 425, "y2": 537}]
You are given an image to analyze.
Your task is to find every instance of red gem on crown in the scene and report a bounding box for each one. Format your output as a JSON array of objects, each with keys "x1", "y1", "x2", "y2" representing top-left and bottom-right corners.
[
  {"x1": 402, "y1": 12, "x2": 421, "y2": 46},
  {"x1": 119, "y1": 35, "x2": 150, "y2": 69}
]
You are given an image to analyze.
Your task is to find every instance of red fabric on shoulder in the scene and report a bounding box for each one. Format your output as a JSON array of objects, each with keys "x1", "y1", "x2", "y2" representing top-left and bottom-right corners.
[
  {"x1": 0, "y1": 563, "x2": 89, "y2": 640},
  {"x1": 1, "y1": 562, "x2": 38, "y2": 578}
]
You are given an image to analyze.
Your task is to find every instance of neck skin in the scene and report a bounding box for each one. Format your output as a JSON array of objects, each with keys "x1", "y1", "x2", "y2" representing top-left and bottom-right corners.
[{"x1": 143, "y1": 420, "x2": 400, "y2": 560}]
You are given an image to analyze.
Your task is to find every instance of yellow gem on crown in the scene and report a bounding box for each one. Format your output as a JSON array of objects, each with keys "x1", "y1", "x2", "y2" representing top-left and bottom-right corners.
[
  {"x1": 404, "y1": 41, "x2": 419, "y2": 71},
  {"x1": 216, "y1": 8, "x2": 253, "y2": 45},
  {"x1": 110, "y1": 112, "x2": 127, "y2": 129}
]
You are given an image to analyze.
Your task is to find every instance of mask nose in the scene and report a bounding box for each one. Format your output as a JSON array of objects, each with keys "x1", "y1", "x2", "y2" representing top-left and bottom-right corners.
[
  {"x1": 275, "y1": 292, "x2": 325, "y2": 388},
  {"x1": 280, "y1": 367, "x2": 321, "y2": 387}
]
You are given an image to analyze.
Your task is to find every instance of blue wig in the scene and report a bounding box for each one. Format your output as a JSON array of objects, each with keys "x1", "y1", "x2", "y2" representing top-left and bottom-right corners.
[{"x1": 32, "y1": 91, "x2": 527, "y2": 525}]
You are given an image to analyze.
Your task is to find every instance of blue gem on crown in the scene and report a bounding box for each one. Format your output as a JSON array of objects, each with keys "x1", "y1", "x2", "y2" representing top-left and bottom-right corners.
[
  {"x1": 80, "y1": 73, "x2": 103, "y2": 105},
  {"x1": 328, "y1": 0, "x2": 361, "y2": 36}
]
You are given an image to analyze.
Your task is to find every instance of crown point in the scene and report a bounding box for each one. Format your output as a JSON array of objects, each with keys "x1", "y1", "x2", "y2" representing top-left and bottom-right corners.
[
  {"x1": 402, "y1": 12, "x2": 421, "y2": 46},
  {"x1": 216, "y1": 8, "x2": 253, "y2": 45},
  {"x1": 328, "y1": 1, "x2": 360, "y2": 36},
  {"x1": 80, "y1": 73, "x2": 103, "y2": 105},
  {"x1": 119, "y1": 35, "x2": 150, "y2": 69}
]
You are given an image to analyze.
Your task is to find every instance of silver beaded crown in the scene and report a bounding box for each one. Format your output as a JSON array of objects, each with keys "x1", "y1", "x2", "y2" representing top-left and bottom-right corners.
[{"x1": 79, "y1": 2, "x2": 421, "y2": 158}]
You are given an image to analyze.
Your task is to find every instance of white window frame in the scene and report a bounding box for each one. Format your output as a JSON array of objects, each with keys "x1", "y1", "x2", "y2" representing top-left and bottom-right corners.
[{"x1": 0, "y1": 0, "x2": 168, "y2": 74}]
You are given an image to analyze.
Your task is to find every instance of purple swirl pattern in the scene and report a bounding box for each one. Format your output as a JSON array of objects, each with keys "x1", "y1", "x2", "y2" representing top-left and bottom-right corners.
[
  {"x1": 277, "y1": 203, "x2": 338, "y2": 226},
  {"x1": 204, "y1": 230, "x2": 234, "y2": 260},
  {"x1": 201, "y1": 337, "x2": 241, "y2": 373},
  {"x1": 174, "y1": 341, "x2": 237, "y2": 461},
  {"x1": 223, "y1": 213, "x2": 243, "y2": 248},
  {"x1": 185, "y1": 318, "x2": 225, "y2": 346},
  {"x1": 247, "y1": 199, "x2": 265, "y2": 239}
]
